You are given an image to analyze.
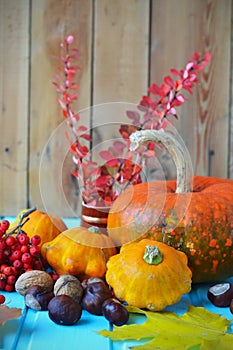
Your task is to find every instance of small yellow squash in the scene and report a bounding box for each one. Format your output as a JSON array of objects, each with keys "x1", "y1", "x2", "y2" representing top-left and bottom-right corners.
[
  {"x1": 106, "y1": 239, "x2": 192, "y2": 311},
  {"x1": 21, "y1": 210, "x2": 67, "y2": 246},
  {"x1": 41, "y1": 226, "x2": 117, "y2": 281}
]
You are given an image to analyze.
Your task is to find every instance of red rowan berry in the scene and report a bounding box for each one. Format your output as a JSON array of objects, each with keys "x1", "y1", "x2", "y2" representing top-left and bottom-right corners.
[
  {"x1": 10, "y1": 250, "x2": 22, "y2": 261},
  {"x1": 0, "y1": 294, "x2": 5, "y2": 304},
  {"x1": 0, "y1": 273, "x2": 6, "y2": 290},
  {"x1": 21, "y1": 253, "x2": 32, "y2": 264},
  {"x1": 30, "y1": 245, "x2": 40, "y2": 257},
  {"x1": 17, "y1": 234, "x2": 30, "y2": 245},
  {"x1": 0, "y1": 220, "x2": 10, "y2": 231},
  {"x1": 5, "y1": 283, "x2": 14, "y2": 292},
  {"x1": 3, "y1": 266, "x2": 13, "y2": 276},
  {"x1": 32, "y1": 259, "x2": 43, "y2": 270},
  {"x1": 7, "y1": 275, "x2": 16, "y2": 285},
  {"x1": 0, "y1": 239, "x2": 6, "y2": 249},
  {"x1": 20, "y1": 245, "x2": 29, "y2": 254},
  {"x1": 0, "y1": 264, "x2": 7, "y2": 273},
  {"x1": 23, "y1": 263, "x2": 33, "y2": 270},
  {"x1": 30, "y1": 235, "x2": 41, "y2": 246},
  {"x1": 5, "y1": 236, "x2": 16, "y2": 247},
  {"x1": 13, "y1": 259, "x2": 23, "y2": 270}
]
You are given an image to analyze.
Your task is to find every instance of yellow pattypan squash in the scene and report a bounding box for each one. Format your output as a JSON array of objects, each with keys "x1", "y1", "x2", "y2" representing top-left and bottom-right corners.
[
  {"x1": 41, "y1": 226, "x2": 117, "y2": 281},
  {"x1": 106, "y1": 239, "x2": 192, "y2": 311}
]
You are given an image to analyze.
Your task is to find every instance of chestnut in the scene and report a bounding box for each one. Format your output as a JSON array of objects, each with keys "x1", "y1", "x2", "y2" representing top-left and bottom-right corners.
[
  {"x1": 48, "y1": 295, "x2": 82, "y2": 325},
  {"x1": 81, "y1": 281, "x2": 112, "y2": 315},
  {"x1": 230, "y1": 299, "x2": 233, "y2": 314},
  {"x1": 207, "y1": 283, "x2": 233, "y2": 307},
  {"x1": 81, "y1": 277, "x2": 106, "y2": 290},
  {"x1": 25, "y1": 285, "x2": 54, "y2": 311},
  {"x1": 102, "y1": 298, "x2": 129, "y2": 326}
]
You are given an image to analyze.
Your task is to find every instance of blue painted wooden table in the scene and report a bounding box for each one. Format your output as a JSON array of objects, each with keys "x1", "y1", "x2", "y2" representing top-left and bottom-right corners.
[{"x1": 1, "y1": 218, "x2": 233, "y2": 350}]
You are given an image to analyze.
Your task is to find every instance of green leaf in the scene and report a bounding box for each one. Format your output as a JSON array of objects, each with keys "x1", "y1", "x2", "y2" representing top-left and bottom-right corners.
[{"x1": 98, "y1": 304, "x2": 233, "y2": 350}]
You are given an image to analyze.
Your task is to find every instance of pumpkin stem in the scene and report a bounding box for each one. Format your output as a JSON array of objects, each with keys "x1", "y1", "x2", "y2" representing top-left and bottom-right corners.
[
  {"x1": 129, "y1": 129, "x2": 192, "y2": 193},
  {"x1": 88, "y1": 226, "x2": 100, "y2": 233},
  {"x1": 143, "y1": 245, "x2": 163, "y2": 265}
]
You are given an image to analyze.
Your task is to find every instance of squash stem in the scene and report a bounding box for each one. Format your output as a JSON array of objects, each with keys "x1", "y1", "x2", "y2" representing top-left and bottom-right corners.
[
  {"x1": 88, "y1": 226, "x2": 100, "y2": 233},
  {"x1": 129, "y1": 129, "x2": 192, "y2": 194},
  {"x1": 143, "y1": 245, "x2": 163, "y2": 265}
]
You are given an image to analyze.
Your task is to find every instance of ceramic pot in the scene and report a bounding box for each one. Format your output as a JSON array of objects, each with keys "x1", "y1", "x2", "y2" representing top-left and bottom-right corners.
[{"x1": 81, "y1": 203, "x2": 110, "y2": 234}]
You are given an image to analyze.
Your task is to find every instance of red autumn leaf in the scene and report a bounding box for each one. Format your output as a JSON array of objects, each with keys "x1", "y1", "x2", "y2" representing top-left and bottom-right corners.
[
  {"x1": 170, "y1": 68, "x2": 181, "y2": 76},
  {"x1": 164, "y1": 75, "x2": 174, "y2": 86},
  {"x1": 113, "y1": 140, "x2": 127, "y2": 152},
  {"x1": 204, "y1": 52, "x2": 211, "y2": 62},
  {"x1": 95, "y1": 175, "x2": 111, "y2": 187},
  {"x1": 148, "y1": 83, "x2": 160, "y2": 95},
  {"x1": 191, "y1": 51, "x2": 200, "y2": 61},
  {"x1": 175, "y1": 94, "x2": 185, "y2": 104},
  {"x1": 75, "y1": 125, "x2": 87, "y2": 132},
  {"x1": 99, "y1": 150, "x2": 113, "y2": 161},
  {"x1": 126, "y1": 110, "x2": 140, "y2": 124},
  {"x1": 119, "y1": 124, "x2": 138, "y2": 140},
  {"x1": 81, "y1": 161, "x2": 99, "y2": 178},
  {"x1": 106, "y1": 158, "x2": 121, "y2": 167},
  {"x1": 69, "y1": 84, "x2": 78, "y2": 90},
  {"x1": 140, "y1": 95, "x2": 153, "y2": 108},
  {"x1": 52, "y1": 81, "x2": 59, "y2": 88},
  {"x1": 80, "y1": 133, "x2": 92, "y2": 141},
  {"x1": 63, "y1": 109, "x2": 68, "y2": 118},
  {"x1": 56, "y1": 98, "x2": 66, "y2": 110}
]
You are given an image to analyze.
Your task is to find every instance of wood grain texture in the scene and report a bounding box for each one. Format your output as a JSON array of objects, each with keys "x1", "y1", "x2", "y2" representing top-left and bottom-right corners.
[
  {"x1": 0, "y1": 0, "x2": 30, "y2": 215},
  {"x1": 29, "y1": 0, "x2": 92, "y2": 217},
  {"x1": 229, "y1": 2, "x2": 233, "y2": 179},
  {"x1": 0, "y1": 0, "x2": 233, "y2": 216},
  {"x1": 150, "y1": 0, "x2": 231, "y2": 178},
  {"x1": 93, "y1": 0, "x2": 150, "y2": 105},
  {"x1": 91, "y1": 0, "x2": 150, "y2": 169}
]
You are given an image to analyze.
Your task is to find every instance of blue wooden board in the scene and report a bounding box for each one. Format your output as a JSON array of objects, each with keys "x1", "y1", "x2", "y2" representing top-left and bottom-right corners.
[
  {"x1": 1, "y1": 217, "x2": 233, "y2": 349},
  {"x1": 1, "y1": 281, "x2": 233, "y2": 350}
]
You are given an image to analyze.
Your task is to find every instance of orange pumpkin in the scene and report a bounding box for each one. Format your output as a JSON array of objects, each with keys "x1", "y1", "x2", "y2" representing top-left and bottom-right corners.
[
  {"x1": 107, "y1": 130, "x2": 233, "y2": 283},
  {"x1": 41, "y1": 226, "x2": 117, "y2": 281},
  {"x1": 20, "y1": 210, "x2": 67, "y2": 246}
]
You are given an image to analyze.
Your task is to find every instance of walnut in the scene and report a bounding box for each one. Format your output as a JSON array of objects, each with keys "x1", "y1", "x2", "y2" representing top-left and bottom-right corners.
[
  {"x1": 53, "y1": 274, "x2": 83, "y2": 304},
  {"x1": 15, "y1": 270, "x2": 54, "y2": 295}
]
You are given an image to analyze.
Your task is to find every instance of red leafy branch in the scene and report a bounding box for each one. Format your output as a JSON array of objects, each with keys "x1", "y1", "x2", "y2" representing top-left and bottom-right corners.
[
  {"x1": 53, "y1": 35, "x2": 211, "y2": 207},
  {"x1": 121, "y1": 52, "x2": 211, "y2": 139},
  {"x1": 141, "y1": 52, "x2": 211, "y2": 123}
]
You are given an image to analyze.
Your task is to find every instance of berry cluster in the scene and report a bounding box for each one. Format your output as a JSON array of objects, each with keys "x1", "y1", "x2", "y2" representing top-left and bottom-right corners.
[{"x1": 0, "y1": 218, "x2": 44, "y2": 292}]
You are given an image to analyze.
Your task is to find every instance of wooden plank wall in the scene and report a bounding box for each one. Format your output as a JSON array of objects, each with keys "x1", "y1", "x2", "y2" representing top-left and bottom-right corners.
[{"x1": 0, "y1": 0, "x2": 232, "y2": 217}]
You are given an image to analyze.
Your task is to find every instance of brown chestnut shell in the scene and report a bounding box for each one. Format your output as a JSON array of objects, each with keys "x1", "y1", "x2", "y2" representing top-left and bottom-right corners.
[
  {"x1": 48, "y1": 295, "x2": 82, "y2": 325},
  {"x1": 25, "y1": 285, "x2": 54, "y2": 311},
  {"x1": 102, "y1": 298, "x2": 129, "y2": 326},
  {"x1": 81, "y1": 281, "x2": 112, "y2": 315},
  {"x1": 207, "y1": 283, "x2": 233, "y2": 307}
]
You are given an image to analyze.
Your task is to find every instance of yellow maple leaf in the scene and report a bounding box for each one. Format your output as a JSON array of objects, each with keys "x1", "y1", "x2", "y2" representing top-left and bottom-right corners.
[{"x1": 98, "y1": 304, "x2": 233, "y2": 350}]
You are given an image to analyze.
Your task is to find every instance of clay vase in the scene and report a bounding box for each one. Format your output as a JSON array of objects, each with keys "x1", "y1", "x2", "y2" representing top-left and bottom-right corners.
[{"x1": 80, "y1": 203, "x2": 110, "y2": 234}]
